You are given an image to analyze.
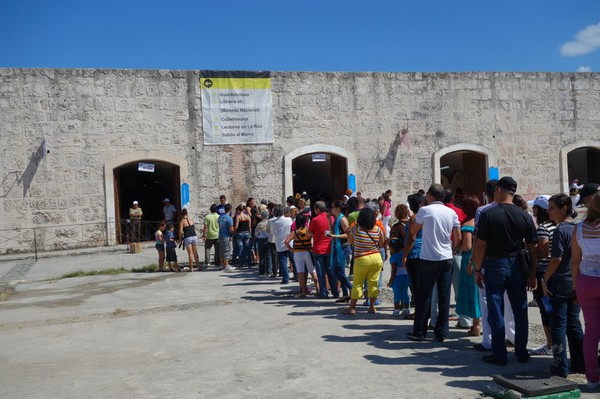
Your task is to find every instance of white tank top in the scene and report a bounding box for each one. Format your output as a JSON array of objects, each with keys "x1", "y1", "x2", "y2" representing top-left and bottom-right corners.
[{"x1": 576, "y1": 222, "x2": 600, "y2": 277}]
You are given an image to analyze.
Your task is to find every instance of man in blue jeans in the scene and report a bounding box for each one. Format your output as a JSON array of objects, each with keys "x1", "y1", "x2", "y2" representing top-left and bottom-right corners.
[
  {"x1": 406, "y1": 184, "x2": 461, "y2": 342},
  {"x1": 473, "y1": 176, "x2": 538, "y2": 366}
]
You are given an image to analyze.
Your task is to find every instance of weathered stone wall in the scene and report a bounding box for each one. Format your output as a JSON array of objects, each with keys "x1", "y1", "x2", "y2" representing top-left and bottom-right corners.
[{"x1": 1, "y1": 68, "x2": 599, "y2": 253}]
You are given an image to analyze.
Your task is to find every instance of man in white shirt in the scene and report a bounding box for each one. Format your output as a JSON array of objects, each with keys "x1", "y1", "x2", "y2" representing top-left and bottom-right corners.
[
  {"x1": 267, "y1": 205, "x2": 293, "y2": 284},
  {"x1": 406, "y1": 183, "x2": 461, "y2": 342},
  {"x1": 162, "y1": 198, "x2": 176, "y2": 223}
]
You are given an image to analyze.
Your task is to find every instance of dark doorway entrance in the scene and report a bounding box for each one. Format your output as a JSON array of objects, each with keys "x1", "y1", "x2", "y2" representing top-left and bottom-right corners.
[
  {"x1": 114, "y1": 161, "x2": 181, "y2": 243},
  {"x1": 568, "y1": 147, "x2": 600, "y2": 185},
  {"x1": 440, "y1": 151, "x2": 487, "y2": 204},
  {"x1": 292, "y1": 153, "x2": 347, "y2": 206}
]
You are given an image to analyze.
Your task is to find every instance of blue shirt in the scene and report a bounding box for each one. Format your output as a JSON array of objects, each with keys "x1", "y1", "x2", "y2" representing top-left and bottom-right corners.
[
  {"x1": 550, "y1": 221, "x2": 575, "y2": 280},
  {"x1": 406, "y1": 223, "x2": 422, "y2": 259},
  {"x1": 166, "y1": 230, "x2": 177, "y2": 249},
  {"x1": 218, "y1": 214, "x2": 233, "y2": 238}
]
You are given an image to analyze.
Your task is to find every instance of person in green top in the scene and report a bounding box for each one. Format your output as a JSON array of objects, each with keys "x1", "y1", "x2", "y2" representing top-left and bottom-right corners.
[{"x1": 203, "y1": 204, "x2": 221, "y2": 268}]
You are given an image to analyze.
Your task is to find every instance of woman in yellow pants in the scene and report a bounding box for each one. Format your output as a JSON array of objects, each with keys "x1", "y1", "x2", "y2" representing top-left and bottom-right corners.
[{"x1": 343, "y1": 207, "x2": 385, "y2": 315}]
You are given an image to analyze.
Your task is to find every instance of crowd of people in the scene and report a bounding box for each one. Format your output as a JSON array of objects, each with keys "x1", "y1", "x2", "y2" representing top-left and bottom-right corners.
[{"x1": 149, "y1": 181, "x2": 600, "y2": 392}]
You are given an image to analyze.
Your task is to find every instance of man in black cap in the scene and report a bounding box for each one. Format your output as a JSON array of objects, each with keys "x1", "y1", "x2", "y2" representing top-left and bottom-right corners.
[
  {"x1": 577, "y1": 183, "x2": 600, "y2": 209},
  {"x1": 472, "y1": 176, "x2": 538, "y2": 366}
]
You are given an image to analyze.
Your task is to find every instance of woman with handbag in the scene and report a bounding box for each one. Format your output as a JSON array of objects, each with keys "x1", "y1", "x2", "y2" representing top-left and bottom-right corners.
[{"x1": 342, "y1": 207, "x2": 385, "y2": 315}]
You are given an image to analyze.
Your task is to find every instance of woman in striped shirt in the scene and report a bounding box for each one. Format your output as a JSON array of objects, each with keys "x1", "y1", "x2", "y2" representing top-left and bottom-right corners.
[
  {"x1": 343, "y1": 207, "x2": 385, "y2": 315},
  {"x1": 285, "y1": 214, "x2": 319, "y2": 297}
]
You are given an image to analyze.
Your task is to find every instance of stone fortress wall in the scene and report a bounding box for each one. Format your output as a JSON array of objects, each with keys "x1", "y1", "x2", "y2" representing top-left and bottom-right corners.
[{"x1": 1, "y1": 68, "x2": 599, "y2": 253}]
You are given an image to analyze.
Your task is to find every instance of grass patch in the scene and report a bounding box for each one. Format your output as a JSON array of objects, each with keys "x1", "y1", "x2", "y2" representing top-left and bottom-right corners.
[
  {"x1": 131, "y1": 264, "x2": 159, "y2": 273},
  {"x1": 56, "y1": 264, "x2": 159, "y2": 280},
  {"x1": 0, "y1": 285, "x2": 15, "y2": 301},
  {"x1": 59, "y1": 267, "x2": 129, "y2": 279}
]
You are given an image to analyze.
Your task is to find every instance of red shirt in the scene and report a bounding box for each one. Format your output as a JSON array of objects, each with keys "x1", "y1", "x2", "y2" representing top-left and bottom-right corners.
[
  {"x1": 308, "y1": 212, "x2": 333, "y2": 255},
  {"x1": 445, "y1": 202, "x2": 467, "y2": 224}
]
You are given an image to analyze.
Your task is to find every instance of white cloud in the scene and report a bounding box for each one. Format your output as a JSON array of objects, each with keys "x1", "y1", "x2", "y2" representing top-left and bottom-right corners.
[
  {"x1": 561, "y1": 22, "x2": 600, "y2": 56},
  {"x1": 577, "y1": 66, "x2": 592, "y2": 72}
]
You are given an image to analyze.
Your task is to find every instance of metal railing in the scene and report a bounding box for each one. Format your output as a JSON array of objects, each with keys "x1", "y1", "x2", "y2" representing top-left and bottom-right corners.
[{"x1": 0, "y1": 215, "x2": 207, "y2": 261}]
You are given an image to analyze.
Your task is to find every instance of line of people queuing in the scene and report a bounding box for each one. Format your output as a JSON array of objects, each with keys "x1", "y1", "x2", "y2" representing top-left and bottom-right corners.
[{"x1": 155, "y1": 180, "x2": 600, "y2": 392}]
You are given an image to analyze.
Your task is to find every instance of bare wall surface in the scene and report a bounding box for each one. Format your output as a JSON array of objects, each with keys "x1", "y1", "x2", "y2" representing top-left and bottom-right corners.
[{"x1": 1, "y1": 69, "x2": 599, "y2": 251}]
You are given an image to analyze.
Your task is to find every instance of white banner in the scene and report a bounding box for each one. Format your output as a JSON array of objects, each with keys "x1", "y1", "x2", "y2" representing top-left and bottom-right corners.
[{"x1": 200, "y1": 71, "x2": 274, "y2": 145}]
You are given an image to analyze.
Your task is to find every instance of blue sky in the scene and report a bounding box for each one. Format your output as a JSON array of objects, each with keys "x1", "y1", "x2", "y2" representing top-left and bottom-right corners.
[{"x1": 1, "y1": 0, "x2": 599, "y2": 72}]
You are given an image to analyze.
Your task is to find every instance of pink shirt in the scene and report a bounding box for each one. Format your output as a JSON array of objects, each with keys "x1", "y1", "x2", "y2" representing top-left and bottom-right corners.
[
  {"x1": 384, "y1": 200, "x2": 392, "y2": 217},
  {"x1": 308, "y1": 212, "x2": 333, "y2": 255}
]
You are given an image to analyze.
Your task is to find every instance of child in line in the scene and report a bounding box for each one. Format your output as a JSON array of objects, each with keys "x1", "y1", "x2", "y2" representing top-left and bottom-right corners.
[
  {"x1": 387, "y1": 204, "x2": 411, "y2": 317},
  {"x1": 165, "y1": 223, "x2": 180, "y2": 272},
  {"x1": 155, "y1": 222, "x2": 166, "y2": 271}
]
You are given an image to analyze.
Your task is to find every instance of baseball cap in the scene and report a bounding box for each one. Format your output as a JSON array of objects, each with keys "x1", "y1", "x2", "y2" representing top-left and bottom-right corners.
[
  {"x1": 133, "y1": 201, "x2": 138, "y2": 205},
  {"x1": 577, "y1": 183, "x2": 600, "y2": 205},
  {"x1": 531, "y1": 195, "x2": 550, "y2": 210},
  {"x1": 163, "y1": 198, "x2": 170, "y2": 203},
  {"x1": 497, "y1": 176, "x2": 517, "y2": 193}
]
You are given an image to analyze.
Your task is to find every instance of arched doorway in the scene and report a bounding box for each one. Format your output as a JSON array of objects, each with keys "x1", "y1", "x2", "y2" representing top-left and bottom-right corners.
[
  {"x1": 567, "y1": 146, "x2": 600, "y2": 186},
  {"x1": 292, "y1": 153, "x2": 347, "y2": 204},
  {"x1": 433, "y1": 144, "x2": 495, "y2": 204},
  {"x1": 104, "y1": 151, "x2": 188, "y2": 245},
  {"x1": 113, "y1": 161, "x2": 181, "y2": 243},
  {"x1": 284, "y1": 145, "x2": 356, "y2": 206}
]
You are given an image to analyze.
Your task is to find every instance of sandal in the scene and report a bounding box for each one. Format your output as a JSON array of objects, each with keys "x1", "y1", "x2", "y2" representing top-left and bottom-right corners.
[
  {"x1": 342, "y1": 308, "x2": 356, "y2": 315},
  {"x1": 468, "y1": 327, "x2": 482, "y2": 336},
  {"x1": 335, "y1": 296, "x2": 350, "y2": 303}
]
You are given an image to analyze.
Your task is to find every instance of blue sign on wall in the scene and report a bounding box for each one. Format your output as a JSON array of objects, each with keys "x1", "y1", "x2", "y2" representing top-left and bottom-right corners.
[
  {"x1": 488, "y1": 167, "x2": 499, "y2": 181},
  {"x1": 181, "y1": 183, "x2": 190, "y2": 209},
  {"x1": 348, "y1": 174, "x2": 356, "y2": 193}
]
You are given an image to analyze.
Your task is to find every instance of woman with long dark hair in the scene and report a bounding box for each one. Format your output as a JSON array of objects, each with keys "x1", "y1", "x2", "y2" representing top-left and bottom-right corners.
[
  {"x1": 234, "y1": 204, "x2": 252, "y2": 268},
  {"x1": 342, "y1": 208, "x2": 385, "y2": 315},
  {"x1": 541, "y1": 193, "x2": 584, "y2": 378},
  {"x1": 179, "y1": 208, "x2": 200, "y2": 271}
]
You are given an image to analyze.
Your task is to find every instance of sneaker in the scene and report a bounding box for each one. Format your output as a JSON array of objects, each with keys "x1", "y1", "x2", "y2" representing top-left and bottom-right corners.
[
  {"x1": 393, "y1": 309, "x2": 401, "y2": 317},
  {"x1": 529, "y1": 344, "x2": 551, "y2": 356},
  {"x1": 224, "y1": 266, "x2": 237, "y2": 273},
  {"x1": 401, "y1": 308, "x2": 411, "y2": 317}
]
